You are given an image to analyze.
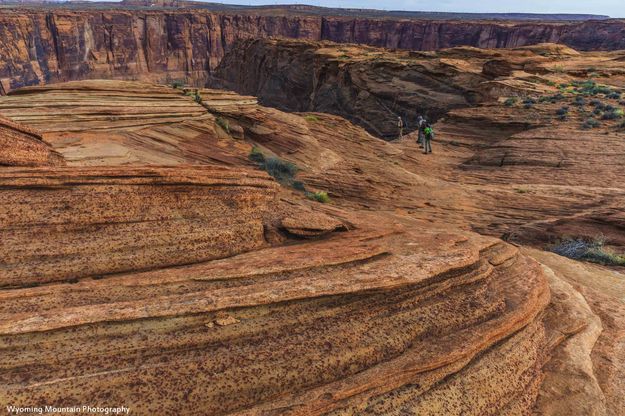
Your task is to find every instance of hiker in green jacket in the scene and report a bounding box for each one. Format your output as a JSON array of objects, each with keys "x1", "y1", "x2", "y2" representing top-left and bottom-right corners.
[{"x1": 423, "y1": 123, "x2": 434, "y2": 154}]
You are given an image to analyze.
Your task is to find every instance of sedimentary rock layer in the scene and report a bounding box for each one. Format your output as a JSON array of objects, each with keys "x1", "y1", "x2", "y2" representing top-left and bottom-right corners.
[
  {"x1": 0, "y1": 115, "x2": 64, "y2": 166},
  {"x1": 0, "y1": 165, "x2": 277, "y2": 287},
  {"x1": 1, "y1": 8, "x2": 625, "y2": 92},
  {"x1": 214, "y1": 38, "x2": 491, "y2": 138},
  {"x1": 0, "y1": 211, "x2": 552, "y2": 415}
]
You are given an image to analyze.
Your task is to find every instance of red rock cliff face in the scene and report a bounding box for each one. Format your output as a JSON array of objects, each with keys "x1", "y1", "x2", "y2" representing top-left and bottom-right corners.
[{"x1": 1, "y1": 9, "x2": 624, "y2": 92}]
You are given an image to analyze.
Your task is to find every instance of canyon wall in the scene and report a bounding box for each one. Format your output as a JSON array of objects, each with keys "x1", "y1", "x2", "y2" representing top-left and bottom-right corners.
[
  {"x1": 1, "y1": 9, "x2": 625, "y2": 92},
  {"x1": 213, "y1": 38, "x2": 495, "y2": 138}
]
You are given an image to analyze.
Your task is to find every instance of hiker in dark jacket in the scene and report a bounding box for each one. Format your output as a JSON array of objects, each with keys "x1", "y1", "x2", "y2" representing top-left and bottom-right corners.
[
  {"x1": 423, "y1": 123, "x2": 434, "y2": 154},
  {"x1": 417, "y1": 116, "x2": 425, "y2": 145}
]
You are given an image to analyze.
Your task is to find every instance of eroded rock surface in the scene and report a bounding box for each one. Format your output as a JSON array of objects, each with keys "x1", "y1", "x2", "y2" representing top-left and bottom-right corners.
[
  {"x1": 0, "y1": 115, "x2": 64, "y2": 166},
  {"x1": 1, "y1": 7, "x2": 625, "y2": 93},
  {"x1": 0, "y1": 39, "x2": 623, "y2": 415}
]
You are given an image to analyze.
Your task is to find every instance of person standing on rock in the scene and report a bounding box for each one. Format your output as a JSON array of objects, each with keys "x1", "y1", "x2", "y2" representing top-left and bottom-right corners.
[
  {"x1": 397, "y1": 116, "x2": 404, "y2": 140},
  {"x1": 423, "y1": 123, "x2": 434, "y2": 154},
  {"x1": 417, "y1": 116, "x2": 426, "y2": 146}
]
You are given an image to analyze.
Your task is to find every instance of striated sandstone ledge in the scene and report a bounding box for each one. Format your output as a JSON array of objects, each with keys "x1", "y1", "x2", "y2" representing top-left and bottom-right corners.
[{"x1": 0, "y1": 165, "x2": 277, "y2": 287}]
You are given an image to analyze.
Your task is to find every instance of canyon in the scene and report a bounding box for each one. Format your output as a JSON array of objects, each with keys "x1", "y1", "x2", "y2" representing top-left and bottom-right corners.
[
  {"x1": 0, "y1": 4, "x2": 624, "y2": 416},
  {"x1": 1, "y1": 6, "x2": 625, "y2": 93}
]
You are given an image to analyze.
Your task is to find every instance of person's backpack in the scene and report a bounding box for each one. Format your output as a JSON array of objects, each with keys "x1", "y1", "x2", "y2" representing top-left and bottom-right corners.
[{"x1": 424, "y1": 127, "x2": 433, "y2": 138}]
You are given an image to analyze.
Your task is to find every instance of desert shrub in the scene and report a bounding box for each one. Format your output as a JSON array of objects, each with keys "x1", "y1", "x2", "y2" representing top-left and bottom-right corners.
[
  {"x1": 248, "y1": 147, "x2": 303, "y2": 187},
  {"x1": 573, "y1": 80, "x2": 612, "y2": 96},
  {"x1": 593, "y1": 107, "x2": 603, "y2": 116},
  {"x1": 263, "y1": 156, "x2": 298, "y2": 183},
  {"x1": 582, "y1": 118, "x2": 601, "y2": 129},
  {"x1": 248, "y1": 145, "x2": 266, "y2": 164},
  {"x1": 215, "y1": 116, "x2": 230, "y2": 133},
  {"x1": 552, "y1": 237, "x2": 625, "y2": 266},
  {"x1": 522, "y1": 98, "x2": 536, "y2": 109},
  {"x1": 572, "y1": 96, "x2": 586, "y2": 106},
  {"x1": 304, "y1": 115, "x2": 320, "y2": 122},
  {"x1": 589, "y1": 99, "x2": 605, "y2": 109},
  {"x1": 292, "y1": 181, "x2": 306, "y2": 191},
  {"x1": 171, "y1": 80, "x2": 184, "y2": 89},
  {"x1": 504, "y1": 97, "x2": 518, "y2": 107},
  {"x1": 602, "y1": 108, "x2": 624, "y2": 120},
  {"x1": 553, "y1": 65, "x2": 565, "y2": 73},
  {"x1": 595, "y1": 85, "x2": 612, "y2": 95},
  {"x1": 306, "y1": 191, "x2": 330, "y2": 203},
  {"x1": 555, "y1": 106, "x2": 569, "y2": 116},
  {"x1": 194, "y1": 92, "x2": 203, "y2": 104},
  {"x1": 607, "y1": 91, "x2": 622, "y2": 100}
]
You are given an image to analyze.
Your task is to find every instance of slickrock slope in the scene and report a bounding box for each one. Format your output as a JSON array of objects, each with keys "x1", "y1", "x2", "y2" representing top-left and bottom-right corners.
[
  {"x1": 1, "y1": 48, "x2": 624, "y2": 413},
  {"x1": 0, "y1": 114, "x2": 64, "y2": 166},
  {"x1": 0, "y1": 165, "x2": 277, "y2": 287},
  {"x1": 0, "y1": 80, "x2": 552, "y2": 415},
  {"x1": 0, "y1": 80, "x2": 246, "y2": 165},
  {"x1": 215, "y1": 40, "x2": 625, "y2": 245},
  {"x1": 1, "y1": 206, "x2": 552, "y2": 415},
  {"x1": 0, "y1": 7, "x2": 625, "y2": 93}
]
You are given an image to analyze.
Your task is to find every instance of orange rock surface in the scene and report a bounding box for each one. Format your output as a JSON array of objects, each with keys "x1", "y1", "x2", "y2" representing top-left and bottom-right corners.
[{"x1": 0, "y1": 38, "x2": 623, "y2": 415}]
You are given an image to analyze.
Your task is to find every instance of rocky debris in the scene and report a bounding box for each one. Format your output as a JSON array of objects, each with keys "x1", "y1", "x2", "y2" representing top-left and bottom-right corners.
[
  {"x1": 0, "y1": 115, "x2": 64, "y2": 166},
  {"x1": 1, "y1": 8, "x2": 625, "y2": 93},
  {"x1": 213, "y1": 313, "x2": 240, "y2": 327}
]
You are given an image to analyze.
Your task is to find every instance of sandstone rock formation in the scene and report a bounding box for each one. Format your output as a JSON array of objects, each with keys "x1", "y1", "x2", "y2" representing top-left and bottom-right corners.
[
  {"x1": 0, "y1": 114, "x2": 64, "y2": 166},
  {"x1": 0, "y1": 37, "x2": 624, "y2": 415},
  {"x1": 1, "y1": 6, "x2": 625, "y2": 93}
]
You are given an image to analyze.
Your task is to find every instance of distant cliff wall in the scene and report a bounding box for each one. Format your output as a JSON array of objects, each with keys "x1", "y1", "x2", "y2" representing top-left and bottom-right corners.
[{"x1": 1, "y1": 10, "x2": 624, "y2": 92}]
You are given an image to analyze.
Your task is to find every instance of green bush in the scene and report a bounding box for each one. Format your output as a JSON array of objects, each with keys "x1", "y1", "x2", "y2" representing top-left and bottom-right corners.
[
  {"x1": 194, "y1": 92, "x2": 203, "y2": 104},
  {"x1": 216, "y1": 116, "x2": 230, "y2": 133},
  {"x1": 171, "y1": 80, "x2": 185, "y2": 89},
  {"x1": 263, "y1": 156, "x2": 298, "y2": 183},
  {"x1": 248, "y1": 145, "x2": 266, "y2": 164},
  {"x1": 504, "y1": 97, "x2": 518, "y2": 107},
  {"x1": 304, "y1": 115, "x2": 320, "y2": 122},
  {"x1": 292, "y1": 181, "x2": 306, "y2": 191},
  {"x1": 607, "y1": 92, "x2": 622, "y2": 100},
  {"x1": 556, "y1": 106, "x2": 569, "y2": 116},
  {"x1": 306, "y1": 191, "x2": 330, "y2": 203},
  {"x1": 602, "y1": 108, "x2": 624, "y2": 120},
  {"x1": 572, "y1": 96, "x2": 586, "y2": 106},
  {"x1": 582, "y1": 118, "x2": 601, "y2": 129},
  {"x1": 552, "y1": 237, "x2": 625, "y2": 266}
]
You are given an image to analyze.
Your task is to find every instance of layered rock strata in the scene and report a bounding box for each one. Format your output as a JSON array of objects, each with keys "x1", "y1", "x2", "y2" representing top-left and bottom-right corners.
[
  {"x1": 1, "y1": 8, "x2": 625, "y2": 92},
  {"x1": 0, "y1": 165, "x2": 277, "y2": 287}
]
